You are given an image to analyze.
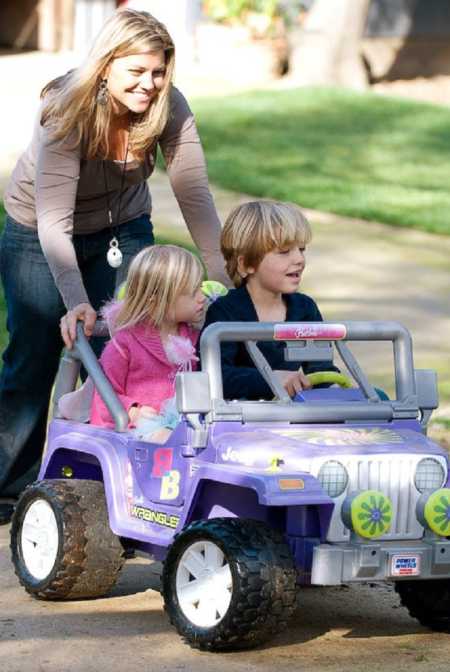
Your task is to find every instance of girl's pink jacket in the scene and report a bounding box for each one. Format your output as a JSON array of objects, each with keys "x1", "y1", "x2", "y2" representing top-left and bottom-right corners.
[{"x1": 90, "y1": 322, "x2": 199, "y2": 429}]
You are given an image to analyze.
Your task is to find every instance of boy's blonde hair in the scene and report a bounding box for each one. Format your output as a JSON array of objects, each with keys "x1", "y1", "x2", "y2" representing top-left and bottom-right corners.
[
  {"x1": 114, "y1": 245, "x2": 203, "y2": 330},
  {"x1": 221, "y1": 200, "x2": 312, "y2": 287},
  {"x1": 41, "y1": 9, "x2": 175, "y2": 161}
]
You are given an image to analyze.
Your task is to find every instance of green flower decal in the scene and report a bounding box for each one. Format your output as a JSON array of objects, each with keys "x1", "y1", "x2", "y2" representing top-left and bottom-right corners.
[
  {"x1": 424, "y1": 488, "x2": 450, "y2": 536},
  {"x1": 351, "y1": 490, "x2": 393, "y2": 539}
]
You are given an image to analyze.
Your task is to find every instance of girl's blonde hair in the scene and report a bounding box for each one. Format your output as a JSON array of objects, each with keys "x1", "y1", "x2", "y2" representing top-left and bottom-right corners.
[
  {"x1": 114, "y1": 245, "x2": 203, "y2": 330},
  {"x1": 41, "y1": 9, "x2": 175, "y2": 161},
  {"x1": 221, "y1": 200, "x2": 312, "y2": 287}
]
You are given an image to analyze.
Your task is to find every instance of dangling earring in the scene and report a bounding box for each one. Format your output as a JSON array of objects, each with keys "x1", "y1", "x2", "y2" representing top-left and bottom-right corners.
[{"x1": 97, "y1": 78, "x2": 109, "y2": 106}]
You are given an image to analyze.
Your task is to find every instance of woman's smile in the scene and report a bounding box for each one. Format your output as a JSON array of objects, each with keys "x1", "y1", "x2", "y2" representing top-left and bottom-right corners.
[{"x1": 106, "y1": 51, "x2": 166, "y2": 115}]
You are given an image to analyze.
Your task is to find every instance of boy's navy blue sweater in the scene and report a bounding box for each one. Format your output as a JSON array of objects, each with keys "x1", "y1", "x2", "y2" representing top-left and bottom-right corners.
[{"x1": 202, "y1": 284, "x2": 338, "y2": 400}]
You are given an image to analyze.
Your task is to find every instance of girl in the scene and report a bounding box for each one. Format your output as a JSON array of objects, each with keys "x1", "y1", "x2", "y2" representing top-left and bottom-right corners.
[
  {"x1": 0, "y1": 8, "x2": 226, "y2": 521},
  {"x1": 90, "y1": 245, "x2": 205, "y2": 443}
]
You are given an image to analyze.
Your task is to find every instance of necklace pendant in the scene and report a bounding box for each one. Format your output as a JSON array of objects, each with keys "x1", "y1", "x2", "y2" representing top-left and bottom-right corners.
[{"x1": 107, "y1": 237, "x2": 123, "y2": 268}]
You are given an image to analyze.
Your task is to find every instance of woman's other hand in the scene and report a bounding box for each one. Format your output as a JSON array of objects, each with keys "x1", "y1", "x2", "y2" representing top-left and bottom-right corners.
[
  {"x1": 60, "y1": 303, "x2": 97, "y2": 349},
  {"x1": 274, "y1": 369, "x2": 312, "y2": 398}
]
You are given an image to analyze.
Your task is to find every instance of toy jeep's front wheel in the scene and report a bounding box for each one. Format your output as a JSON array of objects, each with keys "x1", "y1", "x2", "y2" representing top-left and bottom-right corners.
[
  {"x1": 10, "y1": 479, "x2": 124, "y2": 600},
  {"x1": 396, "y1": 580, "x2": 450, "y2": 631},
  {"x1": 162, "y1": 518, "x2": 297, "y2": 651}
]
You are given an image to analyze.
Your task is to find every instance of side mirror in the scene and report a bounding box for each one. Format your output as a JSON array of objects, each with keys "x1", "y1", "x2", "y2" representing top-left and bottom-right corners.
[
  {"x1": 176, "y1": 372, "x2": 211, "y2": 414},
  {"x1": 415, "y1": 369, "x2": 438, "y2": 429}
]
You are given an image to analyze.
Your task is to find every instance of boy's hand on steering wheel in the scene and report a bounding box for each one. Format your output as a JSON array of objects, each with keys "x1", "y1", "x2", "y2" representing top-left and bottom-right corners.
[
  {"x1": 275, "y1": 370, "x2": 312, "y2": 397},
  {"x1": 60, "y1": 303, "x2": 97, "y2": 349}
]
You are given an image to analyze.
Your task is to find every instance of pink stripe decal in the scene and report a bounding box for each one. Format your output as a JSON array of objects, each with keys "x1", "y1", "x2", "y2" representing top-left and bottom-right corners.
[{"x1": 274, "y1": 323, "x2": 347, "y2": 340}]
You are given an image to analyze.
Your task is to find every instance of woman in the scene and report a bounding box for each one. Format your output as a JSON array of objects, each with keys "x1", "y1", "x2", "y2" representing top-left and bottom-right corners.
[{"x1": 0, "y1": 9, "x2": 226, "y2": 523}]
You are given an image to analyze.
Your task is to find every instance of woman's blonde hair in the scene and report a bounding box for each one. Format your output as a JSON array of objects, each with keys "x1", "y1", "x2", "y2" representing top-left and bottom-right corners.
[
  {"x1": 41, "y1": 9, "x2": 175, "y2": 161},
  {"x1": 221, "y1": 200, "x2": 312, "y2": 287},
  {"x1": 113, "y1": 245, "x2": 203, "y2": 330}
]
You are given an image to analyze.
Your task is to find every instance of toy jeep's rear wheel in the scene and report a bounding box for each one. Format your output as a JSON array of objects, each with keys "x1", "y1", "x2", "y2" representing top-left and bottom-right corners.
[
  {"x1": 162, "y1": 518, "x2": 297, "y2": 651},
  {"x1": 10, "y1": 479, "x2": 124, "y2": 600},
  {"x1": 395, "y1": 580, "x2": 450, "y2": 631}
]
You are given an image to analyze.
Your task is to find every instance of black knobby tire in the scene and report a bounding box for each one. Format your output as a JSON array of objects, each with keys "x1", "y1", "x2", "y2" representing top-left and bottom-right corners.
[
  {"x1": 162, "y1": 518, "x2": 297, "y2": 651},
  {"x1": 395, "y1": 580, "x2": 450, "y2": 631},
  {"x1": 10, "y1": 479, "x2": 125, "y2": 600}
]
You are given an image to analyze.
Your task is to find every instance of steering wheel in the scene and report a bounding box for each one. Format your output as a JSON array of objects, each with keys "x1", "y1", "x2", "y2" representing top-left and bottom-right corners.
[{"x1": 305, "y1": 371, "x2": 353, "y2": 388}]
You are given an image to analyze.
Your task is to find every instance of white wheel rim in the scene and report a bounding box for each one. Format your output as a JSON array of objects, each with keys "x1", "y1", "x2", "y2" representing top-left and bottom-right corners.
[
  {"x1": 20, "y1": 500, "x2": 59, "y2": 581},
  {"x1": 175, "y1": 539, "x2": 233, "y2": 628}
]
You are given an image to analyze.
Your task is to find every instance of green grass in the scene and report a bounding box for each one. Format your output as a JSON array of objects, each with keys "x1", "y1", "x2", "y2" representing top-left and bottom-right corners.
[
  {"x1": 434, "y1": 418, "x2": 450, "y2": 430},
  {"x1": 191, "y1": 87, "x2": 450, "y2": 235}
]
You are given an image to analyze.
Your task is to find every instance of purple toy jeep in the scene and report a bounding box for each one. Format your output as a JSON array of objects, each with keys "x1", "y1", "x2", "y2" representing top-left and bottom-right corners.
[{"x1": 10, "y1": 320, "x2": 450, "y2": 650}]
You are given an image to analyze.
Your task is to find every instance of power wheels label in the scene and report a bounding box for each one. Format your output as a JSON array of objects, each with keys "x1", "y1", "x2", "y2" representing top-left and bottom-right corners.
[
  {"x1": 131, "y1": 505, "x2": 180, "y2": 529},
  {"x1": 390, "y1": 554, "x2": 421, "y2": 577}
]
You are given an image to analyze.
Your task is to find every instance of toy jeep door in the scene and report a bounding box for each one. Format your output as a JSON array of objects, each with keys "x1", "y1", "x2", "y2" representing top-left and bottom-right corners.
[{"x1": 131, "y1": 441, "x2": 187, "y2": 507}]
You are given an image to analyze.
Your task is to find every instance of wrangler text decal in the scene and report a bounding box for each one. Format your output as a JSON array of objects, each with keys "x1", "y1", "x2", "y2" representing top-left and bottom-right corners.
[{"x1": 131, "y1": 505, "x2": 179, "y2": 529}]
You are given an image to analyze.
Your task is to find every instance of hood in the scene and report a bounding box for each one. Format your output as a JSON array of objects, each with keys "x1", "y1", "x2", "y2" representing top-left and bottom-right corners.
[{"x1": 211, "y1": 423, "x2": 447, "y2": 471}]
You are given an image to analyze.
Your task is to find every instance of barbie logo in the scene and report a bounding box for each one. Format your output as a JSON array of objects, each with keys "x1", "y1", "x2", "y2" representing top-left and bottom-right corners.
[{"x1": 274, "y1": 323, "x2": 347, "y2": 340}]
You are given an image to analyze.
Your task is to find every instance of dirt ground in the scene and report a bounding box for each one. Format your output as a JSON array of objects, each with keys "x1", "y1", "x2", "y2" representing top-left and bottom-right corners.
[{"x1": 2, "y1": 524, "x2": 450, "y2": 672}]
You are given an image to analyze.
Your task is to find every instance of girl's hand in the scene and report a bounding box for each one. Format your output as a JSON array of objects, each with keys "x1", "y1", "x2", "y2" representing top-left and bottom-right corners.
[
  {"x1": 274, "y1": 370, "x2": 312, "y2": 398},
  {"x1": 139, "y1": 405, "x2": 159, "y2": 419},
  {"x1": 129, "y1": 405, "x2": 158, "y2": 424},
  {"x1": 60, "y1": 303, "x2": 97, "y2": 349}
]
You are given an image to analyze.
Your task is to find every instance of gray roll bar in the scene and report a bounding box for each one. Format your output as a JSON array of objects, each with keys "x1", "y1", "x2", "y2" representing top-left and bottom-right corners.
[
  {"x1": 213, "y1": 400, "x2": 394, "y2": 423},
  {"x1": 245, "y1": 341, "x2": 291, "y2": 402},
  {"x1": 200, "y1": 321, "x2": 417, "y2": 413},
  {"x1": 53, "y1": 320, "x2": 421, "y2": 431},
  {"x1": 335, "y1": 341, "x2": 380, "y2": 402},
  {"x1": 53, "y1": 322, "x2": 129, "y2": 433}
]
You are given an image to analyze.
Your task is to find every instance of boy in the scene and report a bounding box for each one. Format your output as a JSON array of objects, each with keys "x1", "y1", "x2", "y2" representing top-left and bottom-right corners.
[{"x1": 203, "y1": 200, "x2": 338, "y2": 400}]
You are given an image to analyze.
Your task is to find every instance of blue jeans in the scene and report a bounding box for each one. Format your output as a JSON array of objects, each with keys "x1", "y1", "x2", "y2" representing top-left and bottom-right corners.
[{"x1": 0, "y1": 214, "x2": 154, "y2": 497}]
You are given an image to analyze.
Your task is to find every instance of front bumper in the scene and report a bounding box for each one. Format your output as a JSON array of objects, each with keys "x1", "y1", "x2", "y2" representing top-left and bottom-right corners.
[{"x1": 311, "y1": 536, "x2": 450, "y2": 585}]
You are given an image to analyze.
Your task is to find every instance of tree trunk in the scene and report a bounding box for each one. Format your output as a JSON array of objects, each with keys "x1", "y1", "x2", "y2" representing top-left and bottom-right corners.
[{"x1": 290, "y1": 0, "x2": 370, "y2": 89}]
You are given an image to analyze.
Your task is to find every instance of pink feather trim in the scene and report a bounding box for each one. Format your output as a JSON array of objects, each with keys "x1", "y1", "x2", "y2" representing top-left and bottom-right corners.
[
  {"x1": 165, "y1": 334, "x2": 199, "y2": 370},
  {"x1": 100, "y1": 300, "x2": 123, "y2": 335}
]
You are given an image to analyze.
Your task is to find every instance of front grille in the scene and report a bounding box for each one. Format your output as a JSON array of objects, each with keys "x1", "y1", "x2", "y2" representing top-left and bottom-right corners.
[{"x1": 312, "y1": 454, "x2": 448, "y2": 542}]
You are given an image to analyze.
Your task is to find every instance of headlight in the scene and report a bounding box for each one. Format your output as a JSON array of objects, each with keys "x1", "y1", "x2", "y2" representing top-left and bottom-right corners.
[
  {"x1": 414, "y1": 458, "x2": 446, "y2": 493},
  {"x1": 318, "y1": 460, "x2": 348, "y2": 498}
]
